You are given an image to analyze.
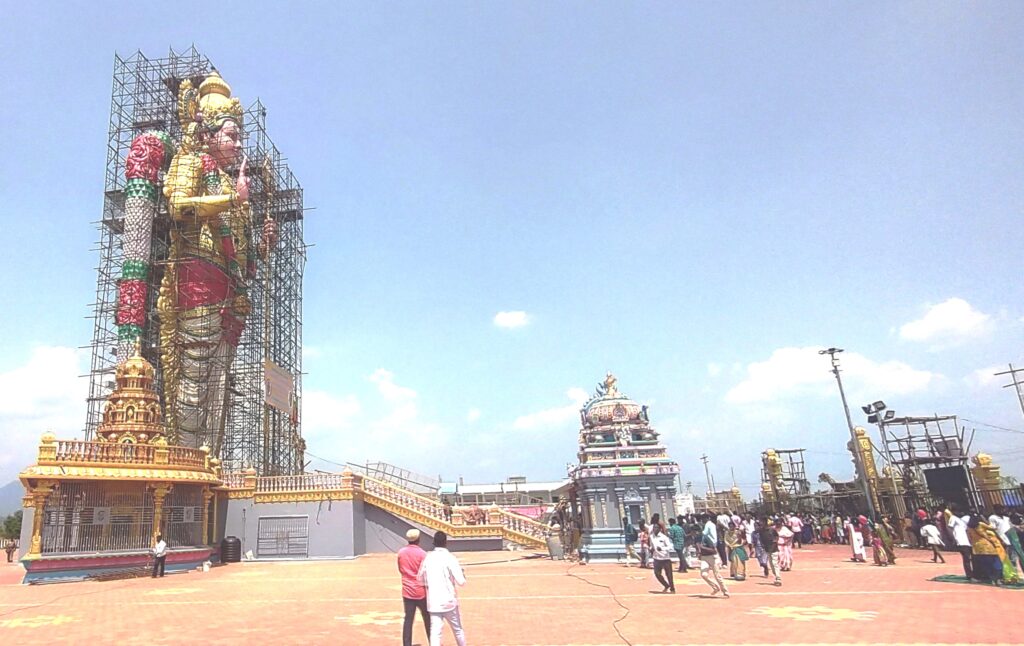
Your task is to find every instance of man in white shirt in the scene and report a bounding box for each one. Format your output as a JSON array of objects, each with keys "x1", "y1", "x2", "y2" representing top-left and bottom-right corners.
[
  {"x1": 919, "y1": 520, "x2": 946, "y2": 563},
  {"x1": 988, "y1": 505, "x2": 1012, "y2": 547},
  {"x1": 649, "y1": 525, "x2": 676, "y2": 593},
  {"x1": 151, "y1": 534, "x2": 168, "y2": 578},
  {"x1": 944, "y1": 504, "x2": 973, "y2": 580},
  {"x1": 788, "y1": 513, "x2": 804, "y2": 549},
  {"x1": 715, "y1": 511, "x2": 730, "y2": 563},
  {"x1": 418, "y1": 531, "x2": 467, "y2": 646}
]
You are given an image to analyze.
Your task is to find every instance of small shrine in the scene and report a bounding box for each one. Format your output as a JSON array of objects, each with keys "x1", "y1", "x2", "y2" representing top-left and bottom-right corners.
[
  {"x1": 568, "y1": 373, "x2": 679, "y2": 562},
  {"x1": 18, "y1": 345, "x2": 221, "y2": 581}
]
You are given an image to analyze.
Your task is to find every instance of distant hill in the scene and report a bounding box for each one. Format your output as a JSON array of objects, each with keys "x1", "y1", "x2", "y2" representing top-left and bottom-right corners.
[{"x1": 0, "y1": 480, "x2": 24, "y2": 518}]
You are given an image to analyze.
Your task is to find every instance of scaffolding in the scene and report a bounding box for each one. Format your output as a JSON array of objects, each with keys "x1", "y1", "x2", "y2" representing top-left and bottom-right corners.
[
  {"x1": 760, "y1": 448, "x2": 811, "y2": 497},
  {"x1": 85, "y1": 47, "x2": 305, "y2": 475},
  {"x1": 883, "y1": 415, "x2": 981, "y2": 510}
]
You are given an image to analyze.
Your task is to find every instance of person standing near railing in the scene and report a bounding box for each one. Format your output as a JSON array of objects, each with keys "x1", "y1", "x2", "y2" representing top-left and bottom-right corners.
[{"x1": 151, "y1": 534, "x2": 168, "y2": 578}]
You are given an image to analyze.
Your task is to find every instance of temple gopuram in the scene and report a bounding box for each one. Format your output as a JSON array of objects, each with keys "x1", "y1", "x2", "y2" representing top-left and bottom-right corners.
[{"x1": 569, "y1": 373, "x2": 680, "y2": 561}]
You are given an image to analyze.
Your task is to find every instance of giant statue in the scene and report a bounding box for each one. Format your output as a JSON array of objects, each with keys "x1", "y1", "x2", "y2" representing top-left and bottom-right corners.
[{"x1": 114, "y1": 70, "x2": 273, "y2": 450}]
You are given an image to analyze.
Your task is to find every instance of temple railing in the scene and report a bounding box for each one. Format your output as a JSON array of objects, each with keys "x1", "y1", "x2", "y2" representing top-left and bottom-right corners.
[
  {"x1": 49, "y1": 440, "x2": 156, "y2": 465},
  {"x1": 36, "y1": 436, "x2": 211, "y2": 472},
  {"x1": 222, "y1": 469, "x2": 550, "y2": 549},
  {"x1": 256, "y1": 473, "x2": 347, "y2": 493}
]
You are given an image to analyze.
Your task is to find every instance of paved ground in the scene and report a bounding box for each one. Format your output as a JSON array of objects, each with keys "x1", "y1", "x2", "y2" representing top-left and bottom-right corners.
[{"x1": 0, "y1": 545, "x2": 1020, "y2": 645}]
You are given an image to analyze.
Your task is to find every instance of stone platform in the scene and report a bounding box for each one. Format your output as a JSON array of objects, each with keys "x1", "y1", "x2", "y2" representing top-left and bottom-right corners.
[{"x1": 1, "y1": 544, "x2": 1019, "y2": 644}]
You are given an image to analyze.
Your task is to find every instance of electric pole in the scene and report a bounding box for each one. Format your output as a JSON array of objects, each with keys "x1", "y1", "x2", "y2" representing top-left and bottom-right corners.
[
  {"x1": 701, "y1": 454, "x2": 713, "y2": 496},
  {"x1": 995, "y1": 364, "x2": 1024, "y2": 419},
  {"x1": 819, "y1": 347, "x2": 877, "y2": 521}
]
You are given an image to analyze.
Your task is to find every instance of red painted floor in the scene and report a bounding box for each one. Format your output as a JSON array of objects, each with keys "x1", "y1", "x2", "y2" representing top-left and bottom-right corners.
[{"x1": 0, "y1": 545, "x2": 1019, "y2": 645}]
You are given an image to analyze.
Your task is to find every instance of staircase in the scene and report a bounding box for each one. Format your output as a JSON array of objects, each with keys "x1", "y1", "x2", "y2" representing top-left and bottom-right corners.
[
  {"x1": 227, "y1": 469, "x2": 551, "y2": 551},
  {"x1": 360, "y1": 475, "x2": 549, "y2": 550}
]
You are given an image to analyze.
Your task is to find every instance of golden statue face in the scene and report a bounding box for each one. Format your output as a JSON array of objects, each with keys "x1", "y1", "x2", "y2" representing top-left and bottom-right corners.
[{"x1": 206, "y1": 119, "x2": 243, "y2": 169}]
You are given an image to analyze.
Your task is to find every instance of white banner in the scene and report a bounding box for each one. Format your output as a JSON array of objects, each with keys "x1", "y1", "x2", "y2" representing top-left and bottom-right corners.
[{"x1": 264, "y1": 360, "x2": 294, "y2": 412}]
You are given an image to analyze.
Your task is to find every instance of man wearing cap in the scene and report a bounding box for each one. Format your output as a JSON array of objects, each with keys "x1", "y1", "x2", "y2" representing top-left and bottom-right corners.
[{"x1": 398, "y1": 529, "x2": 430, "y2": 646}]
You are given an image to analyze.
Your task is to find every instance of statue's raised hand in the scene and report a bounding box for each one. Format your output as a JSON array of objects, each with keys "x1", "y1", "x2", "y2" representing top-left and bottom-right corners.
[{"x1": 236, "y1": 156, "x2": 250, "y2": 202}]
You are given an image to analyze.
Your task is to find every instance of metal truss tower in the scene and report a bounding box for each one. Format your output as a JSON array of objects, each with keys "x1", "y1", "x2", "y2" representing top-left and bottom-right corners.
[{"x1": 86, "y1": 47, "x2": 305, "y2": 475}]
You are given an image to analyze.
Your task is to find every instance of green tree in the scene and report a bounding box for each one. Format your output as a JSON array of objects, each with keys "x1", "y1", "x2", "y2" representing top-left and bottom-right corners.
[{"x1": 2, "y1": 511, "x2": 23, "y2": 539}]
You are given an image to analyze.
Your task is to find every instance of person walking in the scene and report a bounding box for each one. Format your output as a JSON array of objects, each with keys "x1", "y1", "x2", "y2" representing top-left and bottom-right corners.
[
  {"x1": 751, "y1": 519, "x2": 769, "y2": 577},
  {"x1": 757, "y1": 518, "x2": 782, "y2": 586},
  {"x1": 151, "y1": 534, "x2": 168, "y2": 578},
  {"x1": 668, "y1": 518, "x2": 688, "y2": 573},
  {"x1": 623, "y1": 516, "x2": 639, "y2": 567},
  {"x1": 920, "y1": 519, "x2": 946, "y2": 563},
  {"x1": 637, "y1": 520, "x2": 650, "y2": 569},
  {"x1": 725, "y1": 521, "x2": 747, "y2": 580},
  {"x1": 878, "y1": 515, "x2": 898, "y2": 565},
  {"x1": 418, "y1": 531, "x2": 467, "y2": 646},
  {"x1": 398, "y1": 529, "x2": 431, "y2": 646},
  {"x1": 4, "y1": 539, "x2": 16, "y2": 563},
  {"x1": 715, "y1": 511, "x2": 730, "y2": 565},
  {"x1": 777, "y1": 518, "x2": 794, "y2": 571},
  {"x1": 1007, "y1": 513, "x2": 1024, "y2": 576},
  {"x1": 788, "y1": 513, "x2": 803, "y2": 549},
  {"x1": 698, "y1": 520, "x2": 729, "y2": 597},
  {"x1": 945, "y1": 504, "x2": 974, "y2": 580},
  {"x1": 650, "y1": 524, "x2": 676, "y2": 593}
]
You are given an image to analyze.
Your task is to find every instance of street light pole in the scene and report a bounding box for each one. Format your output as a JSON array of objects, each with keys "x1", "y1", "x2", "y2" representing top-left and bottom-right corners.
[
  {"x1": 864, "y1": 401, "x2": 906, "y2": 519},
  {"x1": 819, "y1": 348, "x2": 877, "y2": 521}
]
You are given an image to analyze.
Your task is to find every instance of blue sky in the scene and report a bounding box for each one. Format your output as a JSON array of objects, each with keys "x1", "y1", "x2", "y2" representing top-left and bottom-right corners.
[{"x1": 2, "y1": 3, "x2": 1024, "y2": 495}]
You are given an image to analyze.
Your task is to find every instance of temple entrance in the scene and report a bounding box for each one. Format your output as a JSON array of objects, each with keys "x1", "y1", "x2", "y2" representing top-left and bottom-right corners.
[{"x1": 626, "y1": 504, "x2": 642, "y2": 525}]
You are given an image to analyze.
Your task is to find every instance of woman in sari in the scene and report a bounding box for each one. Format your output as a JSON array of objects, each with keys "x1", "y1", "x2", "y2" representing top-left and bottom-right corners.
[
  {"x1": 725, "y1": 522, "x2": 747, "y2": 580},
  {"x1": 777, "y1": 520, "x2": 794, "y2": 571},
  {"x1": 877, "y1": 515, "x2": 897, "y2": 565},
  {"x1": 967, "y1": 515, "x2": 1007, "y2": 584}
]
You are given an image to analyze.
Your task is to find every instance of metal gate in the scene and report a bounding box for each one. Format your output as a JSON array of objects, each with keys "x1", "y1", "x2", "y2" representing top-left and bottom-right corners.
[{"x1": 257, "y1": 516, "x2": 308, "y2": 559}]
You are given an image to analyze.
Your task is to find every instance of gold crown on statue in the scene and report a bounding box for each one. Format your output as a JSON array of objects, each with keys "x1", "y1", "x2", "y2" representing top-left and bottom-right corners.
[{"x1": 178, "y1": 70, "x2": 243, "y2": 133}]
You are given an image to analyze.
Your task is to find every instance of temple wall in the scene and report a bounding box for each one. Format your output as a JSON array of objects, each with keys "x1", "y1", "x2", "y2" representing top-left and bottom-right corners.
[
  {"x1": 19, "y1": 506, "x2": 33, "y2": 560},
  {"x1": 223, "y1": 498, "x2": 357, "y2": 559},
  {"x1": 220, "y1": 496, "x2": 502, "y2": 559}
]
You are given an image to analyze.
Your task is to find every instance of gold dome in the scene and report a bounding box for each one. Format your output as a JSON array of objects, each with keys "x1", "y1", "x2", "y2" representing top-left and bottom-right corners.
[{"x1": 98, "y1": 343, "x2": 164, "y2": 444}]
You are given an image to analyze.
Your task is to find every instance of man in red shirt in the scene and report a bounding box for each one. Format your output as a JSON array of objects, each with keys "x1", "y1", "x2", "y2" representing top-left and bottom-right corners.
[{"x1": 398, "y1": 529, "x2": 431, "y2": 646}]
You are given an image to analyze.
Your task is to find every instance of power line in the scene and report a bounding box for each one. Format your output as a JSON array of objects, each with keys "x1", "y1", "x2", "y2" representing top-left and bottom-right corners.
[{"x1": 961, "y1": 419, "x2": 1024, "y2": 435}]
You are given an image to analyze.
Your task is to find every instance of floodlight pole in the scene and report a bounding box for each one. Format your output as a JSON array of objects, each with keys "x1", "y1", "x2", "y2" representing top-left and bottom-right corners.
[
  {"x1": 868, "y1": 405, "x2": 906, "y2": 519},
  {"x1": 820, "y1": 348, "x2": 877, "y2": 521}
]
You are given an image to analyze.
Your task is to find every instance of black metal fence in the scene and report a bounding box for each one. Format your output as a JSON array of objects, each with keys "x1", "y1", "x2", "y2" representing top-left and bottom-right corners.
[{"x1": 40, "y1": 481, "x2": 209, "y2": 555}]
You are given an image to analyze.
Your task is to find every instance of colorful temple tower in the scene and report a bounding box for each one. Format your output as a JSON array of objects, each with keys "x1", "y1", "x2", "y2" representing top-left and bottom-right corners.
[{"x1": 569, "y1": 373, "x2": 679, "y2": 562}]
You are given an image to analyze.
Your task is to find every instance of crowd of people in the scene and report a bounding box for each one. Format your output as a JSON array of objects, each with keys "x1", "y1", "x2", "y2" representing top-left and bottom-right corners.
[{"x1": 621, "y1": 503, "x2": 1024, "y2": 594}]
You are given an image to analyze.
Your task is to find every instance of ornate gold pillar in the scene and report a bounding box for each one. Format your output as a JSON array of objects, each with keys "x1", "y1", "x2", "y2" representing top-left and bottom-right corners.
[
  {"x1": 151, "y1": 483, "x2": 172, "y2": 545},
  {"x1": 201, "y1": 487, "x2": 214, "y2": 545},
  {"x1": 26, "y1": 481, "x2": 55, "y2": 559}
]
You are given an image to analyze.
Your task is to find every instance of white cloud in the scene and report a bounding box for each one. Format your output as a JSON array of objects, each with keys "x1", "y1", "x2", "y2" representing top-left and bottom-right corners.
[
  {"x1": 493, "y1": 311, "x2": 530, "y2": 328},
  {"x1": 0, "y1": 346, "x2": 89, "y2": 482},
  {"x1": 965, "y1": 365, "x2": 1005, "y2": 389},
  {"x1": 707, "y1": 363, "x2": 723, "y2": 377},
  {"x1": 369, "y1": 368, "x2": 418, "y2": 402},
  {"x1": 304, "y1": 369, "x2": 448, "y2": 471},
  {"x1": 301, "y1": 390, "x2": 361, "y2": 440},
  {"x1": 513, "y1": 387, "x2": 589, "y2": 431},
  {"x1": 466, "y1": 408, "x2": 481, "y2": 423},
  {"x1": 725, "y1": 346, "x2": 937, "y2": 404},
  {"x1": 899, "y1": 298, "x2": 991, "y2": 346}
]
